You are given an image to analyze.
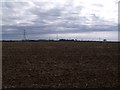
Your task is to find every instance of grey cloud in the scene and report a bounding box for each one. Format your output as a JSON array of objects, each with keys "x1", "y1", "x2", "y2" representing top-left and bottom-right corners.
[
  {"x1": 2, "y1": 1, "x2": 118, "y2": 40},
  {"x1": 92, "y1": 3, "x2": 104, "y2": 7}
]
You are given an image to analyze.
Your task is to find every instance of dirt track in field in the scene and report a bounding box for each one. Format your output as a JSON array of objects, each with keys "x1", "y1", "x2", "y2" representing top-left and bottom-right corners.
[{"x1": 2, "y1": 42, "x2": 119, "y2": 88}]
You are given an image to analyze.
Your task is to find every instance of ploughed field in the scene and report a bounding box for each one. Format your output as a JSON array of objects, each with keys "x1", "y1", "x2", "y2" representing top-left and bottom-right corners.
[{"x1": 2, "y1": 42, "x2": 119, "y2": 88}]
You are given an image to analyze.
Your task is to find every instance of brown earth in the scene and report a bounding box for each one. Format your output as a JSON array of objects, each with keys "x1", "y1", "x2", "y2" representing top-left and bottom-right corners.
[{"x1": 2, "y1": 42, "x2": 119, "y2": 88}]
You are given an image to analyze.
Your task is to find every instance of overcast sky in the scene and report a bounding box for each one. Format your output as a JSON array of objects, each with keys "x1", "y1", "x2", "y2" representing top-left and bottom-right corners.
[{"x1": 1, "y1": 0, "x2": 119, "y2": 41}]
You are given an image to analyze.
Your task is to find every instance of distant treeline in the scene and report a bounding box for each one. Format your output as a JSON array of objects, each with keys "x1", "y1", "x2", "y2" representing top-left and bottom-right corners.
[
  {"x1": 1, "y1": 39, "x2": 120, "y2": 43},
  {"x1": 2, "y1": 39, "x2": 77, "y2": 42},
  {"x1": 2, "y1": 39, "x2": 93, "y2": 42}
]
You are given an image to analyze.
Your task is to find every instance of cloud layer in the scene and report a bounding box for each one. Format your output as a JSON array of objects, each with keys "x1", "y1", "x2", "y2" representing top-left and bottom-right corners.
[{"x1": 1, "y1": 0, "x2": 118, "y2": 41}]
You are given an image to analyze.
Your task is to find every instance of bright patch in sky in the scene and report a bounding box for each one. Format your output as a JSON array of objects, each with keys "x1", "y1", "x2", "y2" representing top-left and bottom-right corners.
[{"x1": 1, "y1": 0, "x2": 119, "y2": 41}]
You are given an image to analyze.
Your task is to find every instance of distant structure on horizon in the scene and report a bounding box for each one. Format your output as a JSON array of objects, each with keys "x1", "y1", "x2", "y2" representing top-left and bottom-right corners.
[
  {"x1": 23, "y1": 29, "x2": 26, "y2": 41},
  {"x1": 20, "y1": 29, "x2": 108, "y2": 42},
  {"x1": 103, "y1": 39, "x2": 107, "y2": 42}
]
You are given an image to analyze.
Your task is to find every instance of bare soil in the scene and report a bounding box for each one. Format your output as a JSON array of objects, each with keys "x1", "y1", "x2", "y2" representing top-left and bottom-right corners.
[{"x1": 2, "y1": 42, "x2": 119, "y2": 88}]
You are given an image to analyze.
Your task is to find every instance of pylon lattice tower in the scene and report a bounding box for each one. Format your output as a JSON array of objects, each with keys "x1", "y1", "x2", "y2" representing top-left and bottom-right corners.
[{"x1": 23, "y1": 30, "x2": 26, "y2": 40}]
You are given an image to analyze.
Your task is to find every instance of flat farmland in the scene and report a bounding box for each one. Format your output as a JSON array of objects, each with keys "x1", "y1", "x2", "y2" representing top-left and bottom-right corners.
[{"x1": 2, "y1": 42, "x2": 119, "y2": 88}]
